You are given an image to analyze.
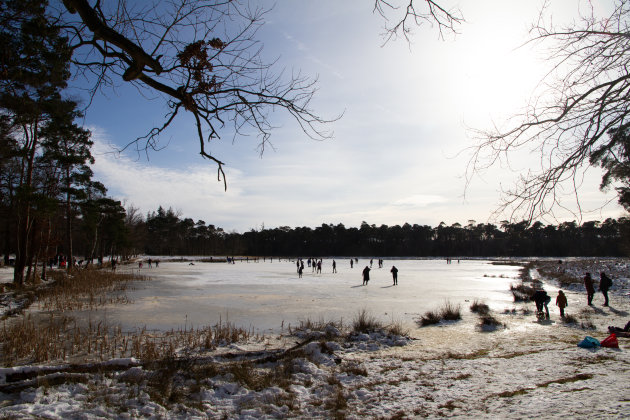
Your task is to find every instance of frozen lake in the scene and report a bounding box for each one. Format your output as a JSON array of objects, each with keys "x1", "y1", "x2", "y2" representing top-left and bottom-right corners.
[{"x1": 95, "y1": 258, "x2": 523, "y2": 334}]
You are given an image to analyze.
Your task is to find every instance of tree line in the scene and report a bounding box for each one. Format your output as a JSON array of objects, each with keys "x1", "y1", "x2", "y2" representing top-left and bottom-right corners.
[
  {"x1": 3, "y1": 0, "x2": 630, "y2": 286},
  {"x1": 131, "y1": 207, "x2": 630, "y2": 258}
]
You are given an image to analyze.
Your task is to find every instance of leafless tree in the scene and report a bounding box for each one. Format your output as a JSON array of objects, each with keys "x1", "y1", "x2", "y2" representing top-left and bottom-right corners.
[
  {"x1": 373, "y1": 0, "x2": 463, "y2": 42},
  {"x1": 55, "y1": 0, "x2": 335, "y2": 188},
  {"x1": 467, "y1": 1, "x2": 630, "y2": 222}
]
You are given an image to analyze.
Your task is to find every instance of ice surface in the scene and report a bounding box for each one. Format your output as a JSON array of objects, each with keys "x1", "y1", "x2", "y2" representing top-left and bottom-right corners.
[
  {"x1": 71, "y1": 258, "x2": 520, "y2": 333},
  {"x1": 2, "y1": 259, "x2": 630, "y2": 418}
]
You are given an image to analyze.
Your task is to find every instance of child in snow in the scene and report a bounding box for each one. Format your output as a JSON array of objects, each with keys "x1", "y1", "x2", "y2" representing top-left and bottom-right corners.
[{"x1": 556, "y1": 290, "x2": 568, "y2": 318}]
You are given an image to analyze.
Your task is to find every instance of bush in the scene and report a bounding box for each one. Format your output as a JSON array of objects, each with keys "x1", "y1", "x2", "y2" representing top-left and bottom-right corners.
[
  {"x1": 440, "y1": 301, "x2": 462, "y2": 321},
  {"x1": 510, "y1": 283, "x2": 534, "y2": 302},
  {"x1": 385, "y1": 317, "x2": 409, "y2": 337},
  {"x1": 352, "y1": 309, "x2": 382, "y2": 333},
  {"x1": 477, "y1": 314, "x2": 505, "y2": 331},
  {"x1": 418, "y1": 301, "x2": 462, "y2": 327},
  {"x1": 419, "y1": 310, "x2": 441, "y2": 327},
  {"x1": 470, "y1": 300, "x2": 490, "y2": 315}
]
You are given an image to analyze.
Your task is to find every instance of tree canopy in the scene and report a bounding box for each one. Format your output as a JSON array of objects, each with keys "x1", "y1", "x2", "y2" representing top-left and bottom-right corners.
[{"x1": 133, "y1": 208, "x2": 630, "y2": 258}]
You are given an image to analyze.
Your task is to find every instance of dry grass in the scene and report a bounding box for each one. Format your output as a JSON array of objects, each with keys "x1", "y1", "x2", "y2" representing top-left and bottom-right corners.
[
  {"x1": 0, "y1": 268, "x2": 258, "y2": 366},
  {"x1": 470, "y1": 300, "x2": 490, "y2": 315},
  {"x1": 352, "y1": 309, "x2": 383, "y2": 334},
  {"x1": 340, "y1": 361, "x2": 368, "y2": 377},
  {"x1": 440, "y1": 302, "x2": 462, "y2": 321},
  {"x1": 537, "y1": 373, "x2": 593, "y2": 388},
  {"x1": 289, "y1": 318, "x2": 344, "y2": 339},
  {"x1": 535, "y1": 264, "x2": 583, "y2": 288},
  {"x1": 419, "y1": 310, "x2": 441, "y2": 326},
  {"x1": 441, "y1": 348, "x2": 490, "y2": 360},
  {"x1": 0, "y1": 314, "x2": 252, "y2": 367},
  {"x1": 35, "y1": 269, "x2": 148, "y2": 312},
  {"x1": 418, "y1": 301, "x2": 462, "y2": 327},
  {"x1": 477, "y1": 314, "x2": 505, "y2": 331},
  {"x1": 385, "y1": 319, "x2": 409, "y2": 337},
  {"x1": 510, "y1": 283, "x2": 535, "y2": 302}
]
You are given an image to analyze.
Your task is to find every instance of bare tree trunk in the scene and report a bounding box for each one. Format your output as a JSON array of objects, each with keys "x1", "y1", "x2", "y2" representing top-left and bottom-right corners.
[
  {"x1": 13, "y1": 211, "x2": 29, "y2": 285},
  {"x1": 13, "y1": 124, "x2": 39, "y2": 285},
  {"x1": 41, "y1": 218, "x2": 52, "y2": 281},
  {"x1": 25, "y1": 218, "x2": 42, "y2": 284},
  {"x1": 89, "y1": 220, "x2": 99, "y2": 265},
  {"x1": 65, "y1": 171, "x2": 73, "y2": 274}
]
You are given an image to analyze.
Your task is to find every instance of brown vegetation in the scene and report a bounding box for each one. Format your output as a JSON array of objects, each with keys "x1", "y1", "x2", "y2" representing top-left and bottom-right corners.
[{"x1": 418, "y1": 301, "x2": 462, "y2": 327}]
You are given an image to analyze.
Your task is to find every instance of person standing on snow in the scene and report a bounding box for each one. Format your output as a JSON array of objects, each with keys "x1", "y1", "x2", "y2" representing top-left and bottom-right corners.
[
  {"x1": 556, "y1": 290, "x2": 568, "y2": 318},
  {"x1": 390, "y1": 265, "x2": 398, "y2": 285},
  {"x1": 599, "y1": 272, "x2": 613, "y2": 306},
  {"x1": 362, "y1": 266, "x2": 371, "y2": 285},
  {"x1": 584, "y1": 272, "x2": 595, "y2": 306}
]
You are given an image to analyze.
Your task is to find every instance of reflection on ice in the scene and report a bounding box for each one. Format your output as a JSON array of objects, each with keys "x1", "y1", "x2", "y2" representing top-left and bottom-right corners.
[{"x1": 88, "y1": 259, "x2": 522, "y2": 334}]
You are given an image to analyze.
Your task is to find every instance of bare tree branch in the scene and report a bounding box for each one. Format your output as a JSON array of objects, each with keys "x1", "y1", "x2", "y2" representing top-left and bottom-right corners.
[
  {"x1": 51, "y1": 0, "x2": 338, "y2": 188},
  {"x1": 467, "y1": 0, "x2": 630, "y2": 222},
  {"x1": 373, "y1": 0, "x2": 463, "y2": 42}
]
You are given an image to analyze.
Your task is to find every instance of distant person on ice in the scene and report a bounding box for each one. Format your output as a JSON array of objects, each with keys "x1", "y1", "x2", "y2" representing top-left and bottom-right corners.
[
  {"x1": 390, "y1": 265, "x2": 398, "y2": 285},
  {"x1": 556, "y1": 290, "x2": 568, "y2": 318},
  {"x1": 332, "y1": 260, "x2": 337, "y2": 273},
  {"x1": 584, "y1": 272, "x2": 595, "y2": 306},
  {"x1": 362, "y1": 266, "x2": 370, "y2": 285}
]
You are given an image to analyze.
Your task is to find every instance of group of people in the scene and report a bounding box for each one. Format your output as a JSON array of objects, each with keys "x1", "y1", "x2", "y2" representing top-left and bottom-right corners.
[
  {"x1": 297, "y1": 258, "x2": 324, "y2": 277},
  {"x1": 583, "y1": 272, "x2": 612, "y2": 306},
  {"x1": 137, "y1": 258, "x2": 160, "y2": 269},
  {"x1": 369, "y1": 259, "x2": 385, "y2": 268},
  {"x1": 531, "y1": 289, "x2": 566, "y2": 320},
  {"x1": 295, "y1": 257, "x2": 400, "y2": 285},
  {"x1": 531, "y1": 270, "x2": 614, "y2": 320},
  {"x1": 362, "y1": 264, "x2": 398, "y2": 286}
]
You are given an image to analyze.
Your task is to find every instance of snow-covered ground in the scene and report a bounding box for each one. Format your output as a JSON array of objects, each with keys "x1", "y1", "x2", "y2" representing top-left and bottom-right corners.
[{"x1": 0, "y1": 258, "x2": 629, "y2": 419}]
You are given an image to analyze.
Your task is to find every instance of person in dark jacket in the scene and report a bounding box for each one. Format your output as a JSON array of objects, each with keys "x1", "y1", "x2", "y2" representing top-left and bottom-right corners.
[
  {"x1": 584, "y1": 272, "x2": 595, "y2": 306},
  {"x1": 599, "y1": 272, "x2": 613, "y2": 306},
  {"x1": 362, "y1": 266, "x2": 371, "y2": 285},
  {"x1": 531, "y1": 289, "x2": 551, "y2": 319},
  {"x1": 390, "y1": 265, "x2": 398, "y2": 286}
]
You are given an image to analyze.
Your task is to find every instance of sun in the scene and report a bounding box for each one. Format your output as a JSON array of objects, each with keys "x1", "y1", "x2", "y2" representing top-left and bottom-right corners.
[{"x1": 438, "y1": 1, "x2": 556, "y2": 128}]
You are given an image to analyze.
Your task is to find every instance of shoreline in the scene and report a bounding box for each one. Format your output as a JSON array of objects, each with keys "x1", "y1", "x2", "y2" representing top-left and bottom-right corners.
[{"x1": 0, "y1": 258, "x2": 629, "y2": 418}]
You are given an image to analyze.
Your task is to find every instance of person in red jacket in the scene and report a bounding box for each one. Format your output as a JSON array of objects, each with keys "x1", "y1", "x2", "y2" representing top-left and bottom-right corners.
[{"x1": 556, "y1": 290, "x2": 568, "y2": 318}]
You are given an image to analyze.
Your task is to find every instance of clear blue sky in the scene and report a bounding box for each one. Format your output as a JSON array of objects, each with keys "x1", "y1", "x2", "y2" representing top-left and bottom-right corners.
[{"x1": 85, "y1": 0, "x2": 622, "y2": 232}]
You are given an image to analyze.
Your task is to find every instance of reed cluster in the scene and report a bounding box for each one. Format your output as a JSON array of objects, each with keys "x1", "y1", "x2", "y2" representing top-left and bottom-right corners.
[
  {"x1": 418, "y1": 301, "x2": 462, "y2": 327},
  {"x1": 35, "y1": 269, "x2": 148, "y2": 312},
  {"x1": 0, "y1": 314, "x2": 253, "y2": 367}
]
